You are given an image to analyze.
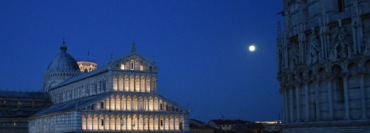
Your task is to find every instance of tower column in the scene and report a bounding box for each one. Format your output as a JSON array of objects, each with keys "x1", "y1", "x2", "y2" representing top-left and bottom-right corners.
[
  {"x1": 289, "y1": 87, "x2": 294, "y2": 122},
  {"x1": 304, "y1": 82, "x2": 309, "y2": 121},
  {"x1": 315, "y1": 81, "x2": 320, "y2": 120},
  {"x1": 360, "y1": 74, "x2": 367, "y2": 119},
  {"x1": 295, "y1": 85, "x2": 300, "y2": 122},
  {"x1": 342, "y1": 75, "x2": 349, "y2": 120},
  {"x1": 284, "y1": 88, "x2": 288, "y2": 122},
  {"x1": 327, "y1": 77, "x2": 333, "y2": 120},
  {"x1": 281, "y1": 88, "x2": 285, "y2": 122}
]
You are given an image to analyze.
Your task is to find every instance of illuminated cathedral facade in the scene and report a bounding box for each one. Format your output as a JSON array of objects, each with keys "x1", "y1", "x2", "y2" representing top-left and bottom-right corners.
[
  {"x1": 277, "y1": 0, "x2": 370, "y2": 133},
  {"x1": 28, "y1": 42, "x2": 189, "y2": 133}
]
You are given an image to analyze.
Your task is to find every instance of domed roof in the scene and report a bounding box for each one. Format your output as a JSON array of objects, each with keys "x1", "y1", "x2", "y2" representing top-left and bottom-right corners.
[{"x1": 47, "y1": 42, "x2": 79, "y2": 72}]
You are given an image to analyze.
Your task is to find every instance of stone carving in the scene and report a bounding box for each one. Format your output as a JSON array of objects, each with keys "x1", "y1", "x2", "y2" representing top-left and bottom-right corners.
[
  {"x1": 329, "y1": 27, "x2": 352, "y2": 61},
  {"x1": 306, "y1": 28, "x2": 321, "y2": 65},
  {"x1": 364, "y1": 35, "x2": 370, "y2": 54}
]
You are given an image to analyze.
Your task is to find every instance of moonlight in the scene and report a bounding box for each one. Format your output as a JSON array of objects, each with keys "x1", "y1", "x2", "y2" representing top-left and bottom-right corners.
[{"x1": 249, "y1": 45, "x2": 256, "y2": 52}]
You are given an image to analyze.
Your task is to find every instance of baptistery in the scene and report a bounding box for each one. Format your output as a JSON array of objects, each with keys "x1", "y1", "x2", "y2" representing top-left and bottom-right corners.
[{"x1": 277, "y1": 0, "x2": 370, "y2": 132}]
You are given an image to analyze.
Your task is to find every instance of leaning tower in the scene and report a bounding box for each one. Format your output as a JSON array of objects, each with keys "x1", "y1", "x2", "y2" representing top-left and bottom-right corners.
[{"x1": 277, "y1": 0, "x2": 370, "y2": 132}]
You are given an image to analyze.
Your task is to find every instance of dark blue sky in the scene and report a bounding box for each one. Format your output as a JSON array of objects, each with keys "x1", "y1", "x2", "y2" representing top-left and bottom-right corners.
[{"x1": 0, "y1": 0, "x2": 284, "y2": 123}]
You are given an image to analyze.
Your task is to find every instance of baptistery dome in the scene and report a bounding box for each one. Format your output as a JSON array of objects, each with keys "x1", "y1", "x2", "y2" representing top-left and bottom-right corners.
[
  {"x1": 47, "y1": 43, "x2": 79, "y2": 72},
  {"x1": 43, "y1": 42, "x2": 80, "y2": 92}
]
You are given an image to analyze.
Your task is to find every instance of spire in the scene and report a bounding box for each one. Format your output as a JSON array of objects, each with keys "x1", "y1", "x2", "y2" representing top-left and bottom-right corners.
[
  {"x1": 132, "y1": 42, "x2": 136, "y2": 52},
  {"x1": 60, "y1": 39, "x2": 67, "y2": 52}
]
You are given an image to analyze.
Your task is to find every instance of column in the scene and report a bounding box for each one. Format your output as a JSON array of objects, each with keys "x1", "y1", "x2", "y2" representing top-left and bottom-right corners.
[
  {"x1": 284, "y1": 89, "x2": 289, "y2": 122},
  {"x1": 163, "y1": 117, "x2": 166, "y2": 131},
  {"x1": 97, "y1": 115, "x2": 100, "y2": 131},
  {"x1": 114, "y1": 96, "x2": 116, "y2": 111},
  {"x1": 173, "y1": 116, "x2": 176, "y2": 131},
  {"x1": 360, "y1": 74, "x2": 367, "y2": 119},
  {"x1": 304, "y1": 83, "x2": 309, "y2": 121},
  {"x1": 109, "y1": 98, "x2": 111, "y2": 110},
  {"x1": 281, "y1": 89, "x2": 285, "y2": 122},
  {"x1": 121, "y1": 97, "x2": 123, "y2": 111},
  {"x1": 92, "y1": 115, "x2": 94, "y2": 132},
  {"x1": 137, "y1": 115, "x2": 139, "y2": 130},
  {"x1": 153, "y1": 116, "x2": 155, "y2": 131},
  {"x1": 98, "y1": 81, "x2": 101, "y2": 94},
  {"x1": 343, "y1": 76, "x2": 349, "y2": 120},
  {"x1": 139, "y1": 75, "x2": 142, "y2": 92},
  {"x1": 289, "y1": 88, "x2": 294, "y2": 122},
  {"x1": 327, "y1": 78, "x2": 333, "y2": 120},
  {"x1": 109, "y1": 114, "x2": 111, "y2": 131},
  {"x1": 120, "y1": 117, "x2": 122, "y2": 131},
  {"x1": 129, "y1": 76, "x2": 131, "y2": 92},
  {"x1": 295, "y1": 85, "x2": 300, "y2": 122},
  {"x1": 115, "y1": 115, "x2": 117, "y2": 131},
  {"x1": 315, "y1": 81, "x2": 320, "y2": 120},
  {"x1": 85, "y1": 114, "x2": 88, "y2": 131}
]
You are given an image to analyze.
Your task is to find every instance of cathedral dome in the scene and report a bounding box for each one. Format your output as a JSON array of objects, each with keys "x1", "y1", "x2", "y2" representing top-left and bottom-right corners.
[{"x1": 47, "y1": 42, "x2": 79, "y2": 72}]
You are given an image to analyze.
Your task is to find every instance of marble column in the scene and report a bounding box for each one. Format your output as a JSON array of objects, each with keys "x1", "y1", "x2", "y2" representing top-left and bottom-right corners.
[
  {"x1": 281, "y1": 89, "x2": 285, "y2": 122},
  {"x1": 342, "y1": 75, "x2": 349, "y2": 120},
  {"x1": 360, "y1": 74, "x2": 367, "y2": 119},
  {"x1": 304, "y1": 83, "x2": 309, "y2": 121},
  {"x1": 327, "y1": 78, "x2": 333, "y2": 120},
  {"x1": 103, "y1": 115, "x2": 106, "y2": 131},
  {"x1": 97, "y1": 115, "x2": 100, "y2": 131},
  {"x1": 115, "y1": 115, "x2": 117, "y2": 131},
  {"x1": 289, "y1": 87, "x2": 294, "y2": 122},
  {"x1": 92, "y1": 115, "x2": 94, "y2": 132},
  {"x1": 315, "y1": 81, "x2": 321, "y2": 120},
  {"x1": 295, "y1": 85, "x2": 300, "y2": 122},
  {"x1": 85, "y1": 114, "x2": 88, "y2": 131}
]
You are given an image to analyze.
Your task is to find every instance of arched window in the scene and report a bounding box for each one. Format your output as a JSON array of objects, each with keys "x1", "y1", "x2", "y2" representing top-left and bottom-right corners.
[
  {"x1": 101, "y1": 119, "x2": 104, "y2": 126},
  {"x1": 121, "y1": 62, "x2": 125, "y2": 70},
  {"x1": 131, "y1": 58, "x2": 134, "y2": 70},
  {"x1": 149, "y1": 66, "x2": 152, "y2": 71},
  {"x1": 332, "y1": 65, "x2": 344, "y2": 102},
  {"x1": 140, "y1": 61, "x2": 143, "y2": 70},
  {"x1": 135, "y1": 58, "x2": 139, "y2": 70},
  {"x1": 101, "y1": 102, "x2": 104, "y2": 109}
]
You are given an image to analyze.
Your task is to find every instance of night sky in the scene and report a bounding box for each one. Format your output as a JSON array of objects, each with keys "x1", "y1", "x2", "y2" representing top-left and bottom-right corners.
[{"x1": 0, "y1": 0, "x2": 284, "y2": 123}]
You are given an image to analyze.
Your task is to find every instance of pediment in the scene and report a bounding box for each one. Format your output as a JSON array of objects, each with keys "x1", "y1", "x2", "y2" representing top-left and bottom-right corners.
[{"x1": 109, "y1": 52, "x2": 158, "y2": 72}]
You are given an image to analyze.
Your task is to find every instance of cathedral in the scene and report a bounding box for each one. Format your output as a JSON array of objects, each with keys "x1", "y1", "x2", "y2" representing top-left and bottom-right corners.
[
  {"x1": 0, "y1": 42, "x2": 189, "y2": 133},
  {"x1": 277, "y1": 0, "x2": 370, "y2": 132}
]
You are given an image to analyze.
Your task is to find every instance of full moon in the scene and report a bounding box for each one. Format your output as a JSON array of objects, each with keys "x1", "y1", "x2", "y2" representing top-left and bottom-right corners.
[{"x1": 249, "y1": 45, "x2": 256, "y2": 52}]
